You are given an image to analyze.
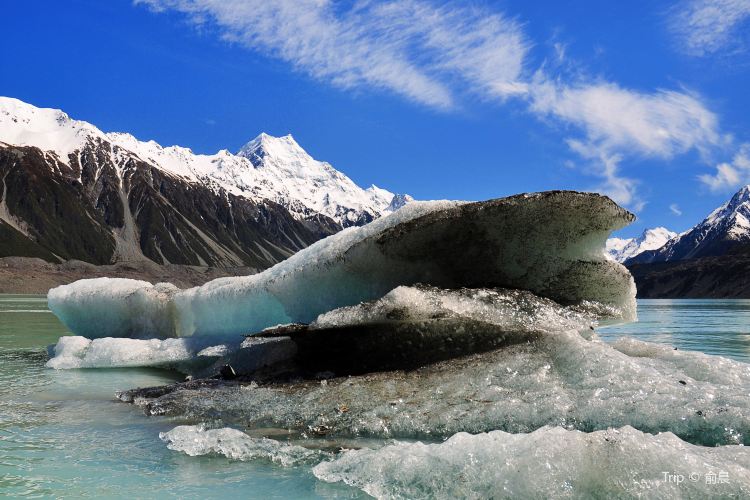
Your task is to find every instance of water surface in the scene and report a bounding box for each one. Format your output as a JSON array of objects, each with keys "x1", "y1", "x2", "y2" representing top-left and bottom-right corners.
[
  {"x1": 2, "y1": 295, "x2": 748, "y2": 497},
  {"x1": 0, "y1": 295, "x2": 362, "y2": 498},
  {"x1": 598, "y1": 299, "x2": 750, "y2": 363}
]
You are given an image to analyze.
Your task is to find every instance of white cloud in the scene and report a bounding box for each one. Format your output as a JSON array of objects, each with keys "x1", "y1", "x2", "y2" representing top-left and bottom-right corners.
[
  {"x1": 528, "y1": 76, "x2": 722, "y2": 159},
  {"x1": 566, "y1": 139, "x2": 644, "y2": 211},
  {"x1": 669, "y1": 203, "x2": 683, "y2": 215},
  {"x1": 135, "y1": 0, "x2": 529, "y2": 109},
  {"x1": 669, "y1": 0, "x2": 750, "y2": 56},
  {"x1": 527, "y1": 75, "x2": 724, "y2": 210},
  {"x1": 699, "y1": 143, "x2": 750, "y2": 191}
]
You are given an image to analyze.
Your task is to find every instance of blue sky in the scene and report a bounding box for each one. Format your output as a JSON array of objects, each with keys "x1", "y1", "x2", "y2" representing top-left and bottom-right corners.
[{"x1": 3, "y1": 0, "x2": 750, "y2": 237}]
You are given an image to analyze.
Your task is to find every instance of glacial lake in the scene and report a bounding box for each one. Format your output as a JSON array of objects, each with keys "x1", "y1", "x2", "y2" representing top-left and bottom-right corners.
[{"x1": 1, "y1": 294, "x2": 749, "y2": 498}]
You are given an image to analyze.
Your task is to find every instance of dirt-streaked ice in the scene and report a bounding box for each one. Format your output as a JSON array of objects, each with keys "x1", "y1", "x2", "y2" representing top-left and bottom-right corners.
[
  {"x1": 135, "y1": 328, "x2": 750, "y2": 447},
  {"x1": 48, "y1": 192, "x2": 636, "y2": 339}
]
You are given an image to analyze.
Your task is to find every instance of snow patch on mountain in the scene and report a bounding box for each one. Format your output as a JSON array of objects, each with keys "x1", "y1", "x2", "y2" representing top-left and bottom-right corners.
[
  {"x1": 606, "y1": 227, "x2": 676, "y2": 262},
  {"x1": 0, "y1": 97, "x2": 105, "y2": 160},
  {"x1": 0, "y1": 97, "x2": 408, "y2": 227}
]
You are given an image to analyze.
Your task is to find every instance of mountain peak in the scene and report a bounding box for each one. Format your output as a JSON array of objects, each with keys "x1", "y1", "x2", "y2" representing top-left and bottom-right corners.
[
  {"x1": 237, "y1": 132, "x2": 306, "y2": 165},
  {"x1": 386, "y1": 193, "x2": 415, "y2": 212},
  {"x1": 730, "y1": 184, "x2": 750, "y2": 205},
  {"x1": 606, "y1": 226, "x2": 676, "y2": 262},
  {"x1": 627, "y1": 185, "x2": 750, "y2": 264},
  {"x1": 641, "y1": 227, "x2": 674, "y2": 239},
  {"x1": 705, "y1": 183, "x2": 750, "y2": 227}
]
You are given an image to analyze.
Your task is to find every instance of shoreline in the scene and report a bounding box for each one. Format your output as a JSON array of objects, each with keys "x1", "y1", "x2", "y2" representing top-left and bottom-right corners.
[{"x1": 0, "y1": 257, "x2": 255, "y2": 294}]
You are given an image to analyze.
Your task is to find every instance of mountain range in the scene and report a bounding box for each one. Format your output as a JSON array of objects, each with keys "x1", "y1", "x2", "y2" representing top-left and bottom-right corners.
[
  {"x1": 0, "y1": 97, "x2": 409, "y2": 271},
  {"x1": 609, "y1": 185, "x2": 750, "y2": 298},
  {"x1": 627, "y1": 186, "x2": 750, "y2": 265},
  {"x1": 3, "y1": 96, "x2": 748, "y2": 297}
]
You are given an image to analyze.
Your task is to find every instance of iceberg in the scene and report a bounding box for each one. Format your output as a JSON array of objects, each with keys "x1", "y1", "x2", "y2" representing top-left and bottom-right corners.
[
  {"x1": 313, "y1": 426, "x2": 750, "y2": 498},
  {"x1": 249, "y1": 285, "x2": 606, "y2": 376},
  {"x1": 48, "y1": 192, "x2": 636, "y2": 339},
  {"x1": 124, "y1": 325, "x2": 750, "y2": 446},
  {"x1": 43, "y1": 189, "x2": 750, "y2": 499}
]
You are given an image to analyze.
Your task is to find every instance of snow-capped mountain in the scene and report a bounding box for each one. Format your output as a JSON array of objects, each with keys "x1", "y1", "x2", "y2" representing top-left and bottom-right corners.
[
  {"x1": 628, "y1": 185, "x2": 750, "y2": 265},
  {"x1": 236, "y1": 133, "x2": 397, "y2": 225},
  {"x1": 606, "y1": 227, "x2": 676, "y2": 262},
  {"x1": 1, "y1": 96, "x2": 405, "y2": 227},
  {"x1": 109, "y1": 130, "x2": 400, "y2": 227},
  {"x1": 0, "y1": 96, "x2": 407, "y2": 268}
]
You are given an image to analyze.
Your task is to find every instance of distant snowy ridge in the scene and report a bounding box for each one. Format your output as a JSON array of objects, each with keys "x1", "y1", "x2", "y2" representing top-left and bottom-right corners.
[
  {"x1": 627, "y1": 185, "x2": 750, "y2": 264},
  {"x1": 0, "y1": 96, "x2": 408, "y2": 227},
  {"x1": 606, "y1": 227, "x2": 676, "y2": 263}
]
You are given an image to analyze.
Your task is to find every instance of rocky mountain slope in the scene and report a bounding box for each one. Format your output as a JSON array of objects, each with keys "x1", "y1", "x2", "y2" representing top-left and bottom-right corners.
[
  {"x1": 628, "y1": 252, "x2": 750, "y2": 298},
  {"x1": 0, "y1": 97, "x2": 407, "y2": 270}
]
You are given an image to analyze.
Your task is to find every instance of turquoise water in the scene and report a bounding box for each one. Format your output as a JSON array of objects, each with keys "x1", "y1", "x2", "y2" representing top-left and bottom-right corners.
[
  {"x1": 1, "y1": 295, "x2": 749, "y2": 498},
  {"x1": 0, "y1": 295, "x2": 362, "y2": 498},
  {"x1": 598, "y1": 299, "x2": 750, "y2": 363}
]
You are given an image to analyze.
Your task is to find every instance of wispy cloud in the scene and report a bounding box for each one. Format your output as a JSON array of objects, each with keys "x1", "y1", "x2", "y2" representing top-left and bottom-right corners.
[
  {"x1": 528, "y1": 77, "x2": 721, "y2": 158},
  {"x1": 670, "y1": 203, "x2": 683, "y2": 215},
  {"x1": 669, "y1": 0, "x2": 750, "y2": 56},
  {"x1": 565, "y1": 139, "x2": 643, "y2": 211},
  {"x1": 137, "y1": 0, "x2": 739, "y2": 212},
  {"x1": 136, "y1": 0, "x2": 529, "y2": 109},
  {"x1": 526, "y1": 75, "x2": 723, "y2": 210},
  {"x1": 699, "y1": 143, "x2": 750, "y2": 191}
]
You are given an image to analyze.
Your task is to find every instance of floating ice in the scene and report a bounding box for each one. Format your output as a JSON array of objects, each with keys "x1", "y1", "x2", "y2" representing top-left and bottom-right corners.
[
  {"x1": 46, "y1": 285, "x2": 600, "y2": 376},
  {"x1": 159, "y1": 424, "x2": 327, "y2": 466},
  {"x1": 311, "y1": 285, "x2": 605, "y2": 331},
  {"x1": 48, "y1": 192, "x2": 636, "y2": 338},
  {"x1": 157, "y1": 422, "x2": 750, "y2": 498},
  {"x1": 252, "y1": 285, "x2": 604, "y2": 376},
  {"x1": 47, "y1": 279, "x2": 179, "y2": 339},
  {"x1": 313, "y1": 426, "x2": 750, "y2": 499},
  {"x1": 128, "y1": 328, "x2": 750, "y2": 446},
  {"x1": 45, "y1": 335, "x2": 241, "y2": 370}
]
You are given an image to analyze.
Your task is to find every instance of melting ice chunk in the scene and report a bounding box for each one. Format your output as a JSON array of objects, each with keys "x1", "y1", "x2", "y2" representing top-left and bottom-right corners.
[
  {"x1": 45, "y1": 335, "x2": 242, "y2": 370},
  {"x1": 159, "y1": 424, "x2": 327, "y2": 466},
  {"x1": 158, "y1": 422, "x2": 750, "y2": 498},
  {"x1": 48, "y1": 192, "x2": 636, "y2": 339},
  {"x1": 313, "y1": 426, "x2": 750, "y2": 498},
  {"x1": 128, "y1": 329, "x2": 750, "y2": 447}
]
